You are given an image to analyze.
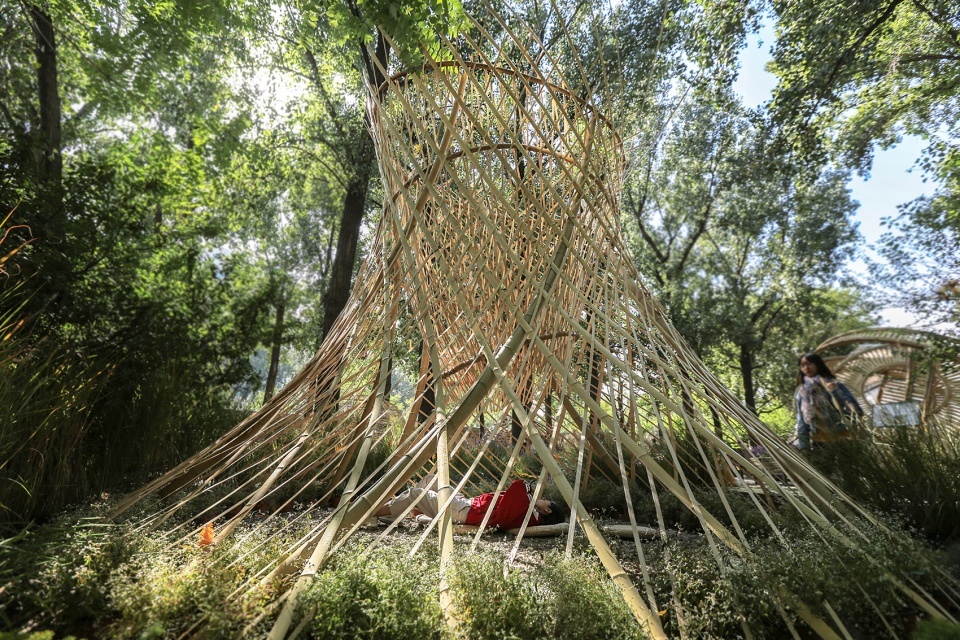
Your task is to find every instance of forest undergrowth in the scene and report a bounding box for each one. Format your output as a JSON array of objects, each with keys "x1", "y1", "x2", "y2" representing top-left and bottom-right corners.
[{"x1": 1, "y1": 468, "x2": 959, "y2": 640}]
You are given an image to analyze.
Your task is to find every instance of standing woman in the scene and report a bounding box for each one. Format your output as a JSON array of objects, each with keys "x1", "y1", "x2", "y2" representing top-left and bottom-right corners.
[{"x1": 794, "y1": 353, "x2": 864, "y2": 450}]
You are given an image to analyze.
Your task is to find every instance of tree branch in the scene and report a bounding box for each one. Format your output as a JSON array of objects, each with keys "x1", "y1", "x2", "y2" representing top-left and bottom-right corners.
[
  {"x1": 268, "y1": 61, "x2": 316, "y2": 87},
  {"x1": 635, "y1": 220, "x2": 667, "y2": 287},
  {"x1": 802, "y1": 0, "x2": 905, "y2": 125},
  {"x1": 910, "y1": 0, "x2": 960, "y2": 51},
  {"x1": 277, "y1": 141, "x2": 348, "y2": 189},
  {"x1": 758, "y1": 301, "x2": 787, "y2": 341},
  {"x1": 302, "y1": 47, "x2": 348, "y2": 142},
  {"x1": 704, "y1": 230, "x2": 737, "y2": 277},
  {"x1": 65, "y1": 100, "x2": 94, "y2": 127},
  {"x1": 749, "y1": 294, "x2": 776, "y2": 325},
  {"x1": 675, "y1": 199, "x2": 713, "y2": 276},
  {"x1": 637, "y1": 220, "x2": 667, "y2": 266},
  {"x1": 897, "y1": 53, "x2": 960, "y2": 64},
  {"x1": 543, "y1": 0, "x2": 590, "y2": 53}
]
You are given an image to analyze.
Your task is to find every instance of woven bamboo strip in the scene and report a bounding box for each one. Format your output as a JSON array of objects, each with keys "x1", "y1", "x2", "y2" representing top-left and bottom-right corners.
[{"x1": 107, "y1": 7, "x2": 957, "y2": 637}]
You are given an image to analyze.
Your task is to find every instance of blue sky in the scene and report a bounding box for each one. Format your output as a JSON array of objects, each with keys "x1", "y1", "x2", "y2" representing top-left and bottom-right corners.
[{"x1": 733, "y1": 23, "x2": 929, "y2": 327}]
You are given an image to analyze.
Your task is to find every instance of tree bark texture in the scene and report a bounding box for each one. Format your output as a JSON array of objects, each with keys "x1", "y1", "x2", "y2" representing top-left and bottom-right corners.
[
  {"x1": 263, "y1": 286, "x2": 286, "y2": 403},
  {"x1": 739, "y1": 342, "x2": 757, "y2": 415},
  {"x1": 29, "y1": 4, "x2": 63, "y2": 209},
  {"x1": 317, "y1": 33, "x2": 389, "y2": 343},
  {"x1": 319, "y1": 153, "x2": 371, "y2": 341}
]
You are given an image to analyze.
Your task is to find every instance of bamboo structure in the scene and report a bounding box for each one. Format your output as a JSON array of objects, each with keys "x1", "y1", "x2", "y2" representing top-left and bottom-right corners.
[
  {"x1": 110, "y1": 8, "x2": 958, "y2": 638},
  {"x1": 818, "y1": 329, "x2": 960, "y2": 428}
]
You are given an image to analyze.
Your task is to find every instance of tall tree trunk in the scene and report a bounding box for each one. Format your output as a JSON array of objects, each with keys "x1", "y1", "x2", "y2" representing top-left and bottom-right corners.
[
  {"x1": 319, "y1": 157, "x2": 370, "y2": 341},
  {"x1": 317, "y1": 33, "x2": 390, "y2": 344},
  {"x1": 418, "y1": 345, "x2": 436, "y2": 427},
  {"x1": 739, "y1": 342, "x2": 757, "y2": 415},
  {"x1": 25, "y1": 3, "x2": 71, "y2": 323},
  {"x1": 263, "y1": 285, "x2": 286, "y2": 403},
  {"x1": 29, "y1": 4, "x2": 63, "y2": 230},
  {"x1": 511, "y1": 375, "x2": 533, "y2": 446}
]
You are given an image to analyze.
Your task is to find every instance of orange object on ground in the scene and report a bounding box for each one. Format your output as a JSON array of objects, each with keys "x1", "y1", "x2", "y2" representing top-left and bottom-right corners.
[{"x1": 198, "y1": 522, "x2": 215, "y2": 547}]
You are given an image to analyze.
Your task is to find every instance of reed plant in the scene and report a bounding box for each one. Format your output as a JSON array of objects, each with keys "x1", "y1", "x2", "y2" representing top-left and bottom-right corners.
[
  {"x1": 82, "y1": 366, "x2": 247, "y2": 492},
  {"x1": 0, "y1": 210, "x2": 102, "y2": 525},
  {"x1": 0, "y1": 310, "x2": 245, "y2": 525},
  {"x1": 809, "y1": 425, "x2": 960, "y2": 542},
  {"x1": 0, "y1": 335, "x2": 106, "y2": 524},
  {"x1": 0, "y1": 208, "x2": 248, "y2": 526}
]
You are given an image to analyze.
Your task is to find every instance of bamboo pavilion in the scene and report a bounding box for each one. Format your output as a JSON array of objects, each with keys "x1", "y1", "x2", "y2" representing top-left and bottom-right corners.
[{"x1": 110, "y1": 6, "x2": 958, "y2": 638}]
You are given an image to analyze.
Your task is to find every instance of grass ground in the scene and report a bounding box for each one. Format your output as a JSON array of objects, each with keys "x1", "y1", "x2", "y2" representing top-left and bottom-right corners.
[{"x1": 1, "y1": 489, "x2": 958, "y2": 640}]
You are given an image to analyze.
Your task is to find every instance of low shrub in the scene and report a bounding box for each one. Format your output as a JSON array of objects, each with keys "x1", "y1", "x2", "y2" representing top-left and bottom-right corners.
[
  {"x1": 2, "y1": 499, "x2": 954, "y2": 639},
  {"x1": 647, "y1": 518, "x2": 943, "y2": 639},
  {"x1": 0, "y1": 509, "x2": 294, "y2": 639},
  {"x1": 809, "y1": 427, "x2": 960, "y2": 542},
  {"x1": 577, "y1": 477, "x2": 630, "y2": 517},
  {"x1": 300, "y1": 541, "x2": 442, "y2": 640},
  {"x1": 0, "y1": 519, "x2": 132, "y2": 633},
  {"x1": 913, "y1": 619, "x2": 960, "y2": 640},
  {"x1": 451, "y1": 549, "x2": 646, "y2": 640}
]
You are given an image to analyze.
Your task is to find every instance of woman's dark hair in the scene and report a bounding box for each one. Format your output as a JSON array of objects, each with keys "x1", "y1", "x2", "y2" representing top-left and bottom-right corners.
[
  {"x1": 539, "y1": 500, "x2": 567, "y2": 526},
  {"x1": 796, "y1": 352, "x2": 836, "y2": 386}
]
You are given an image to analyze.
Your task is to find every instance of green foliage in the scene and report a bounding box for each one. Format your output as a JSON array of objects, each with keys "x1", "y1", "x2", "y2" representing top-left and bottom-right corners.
[
  {"x1": 623, "y1": 86, "x2": 875, "y2": 415},
  {"x1": 875, "y1": 143, "x2": 960, "y2": 331},
  {"x1": 302, "y1": 542, "x2": 443, "y2": 639},
  {"x1": 0, "y1": 325, "x2": 252, "y2": 523},
  {"x1": 649, "y1": 520, "x2": 938, "y2": 639},
  {"x1": 913, "y1": 619, "x2": 960, "y2": 640},
  {"x1": 761, "y1": 404, "x2": 796, "y2": 438},
  {"x1": 623, "y1": 483, "x2": 770, "y2": 539},
  {"x1": 451, "y1": 550, "x2": 645, "y2": 640},
  {"x1": 320, "y1": 0, "x2": 467, "y2": 68},
  {"x1": 765, "y1": 0, "x2": 960, "y2": 330},
  {"x1": 103, "y1": 538, "x2": 260, "y2": 638},
  {"x1": 767, "y1": 0, "x2": 959, "y2": 173},
  {"x1": 84, "y1": 369, "x2": 250, "y2": 491},
  {"x1": 0, "y1": 632, "x2": 76, "y2": 640},
  {"x1": 651, "y1": 539, "x2": 749, "y2": 638},
  {"x1": 0, "y1": 0, "x2": 339, "y2": 519},
  {"x1": 808, "y1": 427, "x2": 960, "y2": 542}
]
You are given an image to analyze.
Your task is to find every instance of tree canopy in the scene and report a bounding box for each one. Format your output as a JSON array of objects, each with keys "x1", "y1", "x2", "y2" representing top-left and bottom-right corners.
[
  {"x1": 1, "y1": 0, "x2": 925, "y2": 518},
  {"x1": 765, "y1": 0, "x2": 960, "y2": 331}
]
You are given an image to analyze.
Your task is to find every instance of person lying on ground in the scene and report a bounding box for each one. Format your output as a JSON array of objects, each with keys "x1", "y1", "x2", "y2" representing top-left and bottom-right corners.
[{"x1": 374, "y1": 478, "x2": 566, "y2": 530}]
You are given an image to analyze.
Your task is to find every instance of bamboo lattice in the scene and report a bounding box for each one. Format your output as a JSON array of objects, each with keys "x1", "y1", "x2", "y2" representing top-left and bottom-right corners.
[
  {"x1": 109, "y1": 8, "x2": 958, "y2": 639},
  {"x1": 819, "y1": 328, "x2": 960, "y2": 428}
]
